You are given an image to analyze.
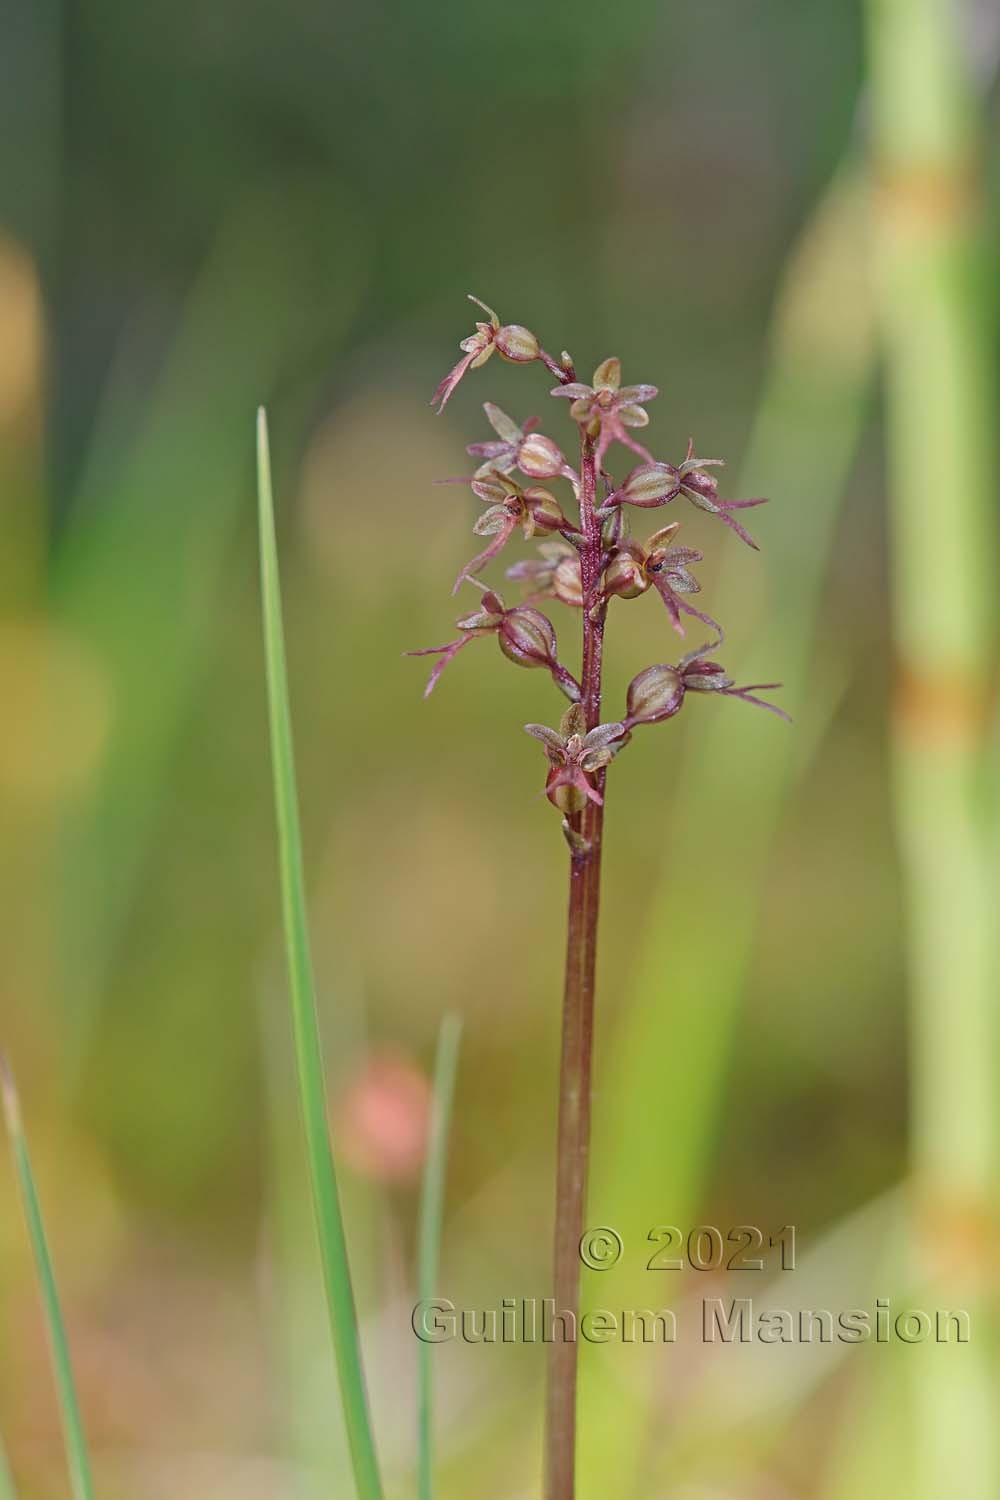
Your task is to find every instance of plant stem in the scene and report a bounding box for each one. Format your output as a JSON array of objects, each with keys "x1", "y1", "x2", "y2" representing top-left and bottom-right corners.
[
  {"x1": 546, "y1": 435, "x2": 606, "y2": 1500},
  {"x1": 864, "y1": 0, "x2": 997, "y2": 1491}
]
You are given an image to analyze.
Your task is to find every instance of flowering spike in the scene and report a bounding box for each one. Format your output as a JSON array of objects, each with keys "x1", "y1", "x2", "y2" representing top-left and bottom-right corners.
[
  {"x1": 418, "y1": 298, "x2": 785, "y2": 762},
  {"x1": 411, "y1": 300, "x2": 787, "y2": 1500}
]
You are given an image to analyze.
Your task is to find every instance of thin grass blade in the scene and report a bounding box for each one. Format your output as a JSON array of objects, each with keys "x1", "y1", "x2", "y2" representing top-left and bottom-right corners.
[
  {"x1": 0, "y1": 1060, "x2": 94, "y2": 1500},
  {"x1": 256, "y1": 408, "x2": 383, "y2": 1500},
  {"x1": 0, "y1": 1433, "x2": 17, "y2": 1500},
  {"x1": 417, "y1": 1014, "x2": 462, "y2": 1500}
]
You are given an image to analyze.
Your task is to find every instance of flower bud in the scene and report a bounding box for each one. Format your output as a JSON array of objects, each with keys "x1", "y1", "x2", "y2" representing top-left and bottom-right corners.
[
  {"x1": 682, "y1": 468, "x2": 719, "y2": 503},
  {"x1": 600, "y1": 508, "x2": 625, "y2": 549},
  {"x1": 495, "y1": 324, "x2": 541, "y2": 363},
  {"x1": 498, "y1": 607, "x2": 558, "y2": 670},
  {"x1": 621, "y1": 463, "x2": 681, "y2": 508},
  {"x1": 624, "y1": 664, "x2": 684, "y2": 726},
  {"x1": 523, "y1": 487, "x2": 570, "y2": 535},
  {"x1": 518, "y1": 432, "x2": 566, "y2": 480},
  {"x1": 552, "y1": 553, "x2": 584, "y2": 608},
  {"x1": 603, "y1": 550, "x2": 648, "y2": 600}
]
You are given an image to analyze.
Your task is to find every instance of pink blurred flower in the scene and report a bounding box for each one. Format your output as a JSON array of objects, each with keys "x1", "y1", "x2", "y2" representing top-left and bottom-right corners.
[{"x1": 335, "y1": 1053, "x2": 433, "y2": 1186}]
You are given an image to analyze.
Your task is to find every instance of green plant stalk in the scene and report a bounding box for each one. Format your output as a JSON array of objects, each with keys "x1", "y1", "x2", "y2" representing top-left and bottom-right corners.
[
  {"x1": 864, "y1": 0, "x2": 997, "y2": 1491},
  {"x1": 0, "y1": 1061, "x2": 94, "y2": 1500},
  {"x1": 580, "y1": 166, "x2": 876, "y2": 1497},
  {"x1": 257, "y1": 409, "x2": 383, "y2": 1500},
  {"x1": 0, "y1": 1435, "x2": 16, "y2": 1500},
  {"x1": 417, "y1": 1014, "x2": 462, "y2": 1500}
]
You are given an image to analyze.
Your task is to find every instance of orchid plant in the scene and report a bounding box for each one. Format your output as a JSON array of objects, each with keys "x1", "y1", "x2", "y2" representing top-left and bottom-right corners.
[{"x1": 413, "y1": 296, "x2": 787, "y2": 1500}]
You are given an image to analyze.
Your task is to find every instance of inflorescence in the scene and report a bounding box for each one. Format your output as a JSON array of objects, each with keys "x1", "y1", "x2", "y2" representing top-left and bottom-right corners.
[{"x1": 411, "y1": 295, "x2": 787, "y2": 825}]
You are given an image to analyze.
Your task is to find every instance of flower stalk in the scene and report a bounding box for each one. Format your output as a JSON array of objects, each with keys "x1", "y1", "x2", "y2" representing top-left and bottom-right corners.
[
  {"x1": 545, "y1": 430, "x2": 605, "y2": 1500},
  {"x1": 416, "y1": 299, "x2": 786, "y2": 1496}
]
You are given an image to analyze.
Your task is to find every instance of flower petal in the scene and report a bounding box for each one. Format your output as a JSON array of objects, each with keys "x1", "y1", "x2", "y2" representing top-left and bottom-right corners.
[
  {"x1": 480, "y1": 402, "x2": 522, "y2": 444},
  {"x1": 467, "y1": 294, "x2": 500, "y2": 328},
  {"x1": 431, "y1": 351, "x2": 477, "y2": 413},
  {"x1": 617, "y1": 384, "x2": 658, "y2": 404},
  {"x1": 616, "y1": 404, "x2": 649, "y2": 428},
  {"x1": 592, "y1": 357, "x2": 621, "y2": 391},
  {"x1": 471, "y1": 475, "x2": 510, "y2": 505},
  {"x1": 550, "y1": 383, "x2": 594, "y2": 400},
  {"x1": 406, "y1": 635, "x2": 476, "y2": 698},
  {"x1": 453, "y1": 516, "x2": 519, "y2": 593},
  {"x1": 524, "y1": 722, "x2": 568, "y2": 756},
  {"x1": 473, "y1": 504, "x2": 513, "y2": 536},
  {"x1": 582, "y1": 721, "x2": 628, "y2": 752}
]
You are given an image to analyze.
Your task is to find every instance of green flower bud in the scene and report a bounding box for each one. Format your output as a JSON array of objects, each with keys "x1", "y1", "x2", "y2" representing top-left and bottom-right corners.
[
  {"x1": 518, "y1": 433, "x2": 566, "y2": 480},
  {"x1": 603, "y1": 550, "x2": 649, "y2": 600},
  {"x1": 495, "y1": 324, "x2": 541, "y2": 363},
  {"x1": 624, "y1": 664, "x2": 684, "y2": 726}
]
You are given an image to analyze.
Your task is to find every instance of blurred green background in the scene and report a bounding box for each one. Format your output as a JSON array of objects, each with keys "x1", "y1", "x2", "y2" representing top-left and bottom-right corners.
[{"x1": 1, "y1": 0, "x2": 998, "y2": 1495}]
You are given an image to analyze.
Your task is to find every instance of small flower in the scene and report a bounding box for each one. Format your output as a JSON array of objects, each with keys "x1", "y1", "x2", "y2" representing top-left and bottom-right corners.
[
  {"x1": 507, "y1": 540, "x2": 583, "y2": 608},
  {"x1": 550, "y1": 357, "x2": 657, "y2": 468},
  {"x1": 525, "y1": 703, "x2": 629, "y2": 812},
  {"x1": 453, "y1": 474, "x2": 573, "y2": 593},
  {"x1": 607, "y1": 449, "x2": 768, "y2": 548},
  {"x1": 602, "y1": 522, "x2": 720, "y2": 637},
  {"x1": 467, "y1": 404, "x2": 574, "y2": 483},
  {"x1": 675, "y1": 441, "x2": 767, "y2": 550},
  {"x1": 431, "y1": 297, "x2": 542, "y2": 412},
  {"x1": 408, "y1": 586, "x2": 581, "y2": 700},
  {"x1": 623, "y1": 643, "x2": 789, "y2": 729}
]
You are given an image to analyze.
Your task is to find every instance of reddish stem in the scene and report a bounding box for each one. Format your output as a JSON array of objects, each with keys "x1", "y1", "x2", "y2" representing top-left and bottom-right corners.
[{"x1": 545, "y1": 434, "x2": 606, "y2": 1500}]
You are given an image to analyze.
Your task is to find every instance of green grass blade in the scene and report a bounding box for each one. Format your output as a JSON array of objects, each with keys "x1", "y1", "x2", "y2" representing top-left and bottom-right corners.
[
  {"x1": 0, "y1": 1433, "x2": 18, "y2": 1500},
  {"x1": 0, "y1": 1060, "x2": 94, "y2": 1500},
  {"x1": 417, "y1": 1015, "x2": 462, "y2": 1500},
  {"x1": 256, "y1": 409, "x2": 383, "y2": 1500}
]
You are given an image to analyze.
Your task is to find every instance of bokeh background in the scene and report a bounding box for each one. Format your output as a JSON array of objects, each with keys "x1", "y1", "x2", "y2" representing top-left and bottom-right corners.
[{"x1": 2, "y1": 0, "x2": 998, "y2": 1495}]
